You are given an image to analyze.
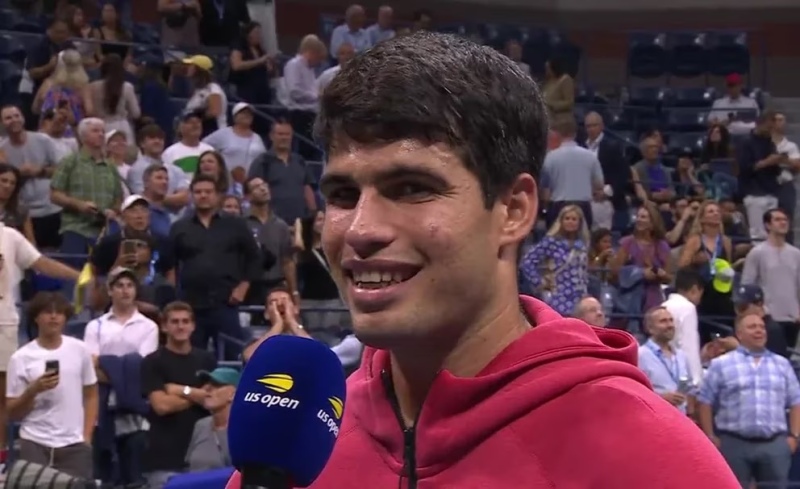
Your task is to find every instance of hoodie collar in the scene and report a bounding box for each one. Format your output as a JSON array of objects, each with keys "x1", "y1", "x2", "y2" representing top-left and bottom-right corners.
[{"x1": 346, "y1": 296, "x2": 644, "y2": 478}]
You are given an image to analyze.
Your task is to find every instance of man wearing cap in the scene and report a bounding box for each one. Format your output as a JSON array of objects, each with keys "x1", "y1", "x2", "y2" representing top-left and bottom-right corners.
[
  {"x1": 202, "y1": 102, "x2": 267, "y2": 179},
  {"x1": 708, "y1": 73, "x2": 760, "y2": 133},
  {"x1": 161, "y1": 110, "x2": 214, "y2": 178},
  {"x1": 89, "y1": 195, "x2": 175, "y2": 313},
  {"x1": 83, "y1": 266, "x2": 158, "y2": 488},
  {"x1": 185, "y1": 367, "x2": 240, "y2": 472}
]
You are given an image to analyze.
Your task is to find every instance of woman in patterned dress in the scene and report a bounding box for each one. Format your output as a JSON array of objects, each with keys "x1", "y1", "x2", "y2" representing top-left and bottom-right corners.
[{"x1": 519, "y1": 205, "x2": 590, "y2": 316}]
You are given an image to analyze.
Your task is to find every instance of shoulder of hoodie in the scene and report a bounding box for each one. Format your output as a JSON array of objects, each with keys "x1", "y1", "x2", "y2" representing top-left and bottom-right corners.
[{"x1": 508, "y1": 376, "x2": 738, "y2": 485}]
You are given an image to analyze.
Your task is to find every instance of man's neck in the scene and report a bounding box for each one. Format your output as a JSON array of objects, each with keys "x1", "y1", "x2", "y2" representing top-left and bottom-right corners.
[
  {"x1": 389, "y1": 277, "x2": 529, "y2": 426},
  {"x1": 250, "y1": 203, "x2": 270, "y2": 220},
  {"x1": 773, "y1": 133, "x2": 785, "y2": 142},
  {"x1": 37, "y1": 334, "x2": 63, "y2": 350},
  {"x1": 110, "y1": 304, "x2": 136, "y2": 322},
  {"x1": 768, "y1": 234, "x2": 786, "y2": 247},
  {"x1": 8, "y1": 131, "x2": 26, "y2": 145},
  {"x1": 47, "y1": 129, "x2": 65, "y2": 139},
  {"x1": 653, "y1": 338, "x2": 673, "y2": 353},
  {"x1": 212, "y1": 407, "x2": 230, "y2": 429},
  {"x1": 143, "y1": 191, "x2": 164, "y2": 204},
  {"x1": 182, "y1": 138, "x2": 200, "y2": 147},
  {"x1": 83, "y1": 146, "x2": 104, "y2": 160},
  {"x1": 165, "y1": 341, "x2": 192, "y2": 354},
  {"x1": 274, "y1": 149, "x2": 290, "y2": 161},
  {"x1": 144, "y1": 152, "x2": 161, "y2": 161},
  {"x1": 196, "y1": 209, "x2": 216, "y2": 225}
]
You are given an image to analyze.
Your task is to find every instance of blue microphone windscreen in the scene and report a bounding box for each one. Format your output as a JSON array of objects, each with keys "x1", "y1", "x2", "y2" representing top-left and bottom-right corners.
[{"x1": 228, "y1": 335, "x2": 347, "y2": 488}]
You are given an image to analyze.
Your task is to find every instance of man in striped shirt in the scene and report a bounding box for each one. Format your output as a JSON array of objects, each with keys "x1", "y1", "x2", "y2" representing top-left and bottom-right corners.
[{"x1": 697, "y1": 313, "x2": 800, "y2": 488}]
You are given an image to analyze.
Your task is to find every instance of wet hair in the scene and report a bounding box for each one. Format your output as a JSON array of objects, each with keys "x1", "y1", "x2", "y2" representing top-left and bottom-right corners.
[{"x1": 314, "y1": 32, "x2": 548, "y2": 209}]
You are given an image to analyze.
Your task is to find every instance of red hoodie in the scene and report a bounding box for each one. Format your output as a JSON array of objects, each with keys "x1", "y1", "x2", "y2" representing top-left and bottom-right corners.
[{"x1": 228, "y1": 296, "x2": 738, "y2": 488}]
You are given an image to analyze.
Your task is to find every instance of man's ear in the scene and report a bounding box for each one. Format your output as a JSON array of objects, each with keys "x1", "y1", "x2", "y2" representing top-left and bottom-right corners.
[{"x1": 497, "y1": 173, "x2": 538, "y2": 250}]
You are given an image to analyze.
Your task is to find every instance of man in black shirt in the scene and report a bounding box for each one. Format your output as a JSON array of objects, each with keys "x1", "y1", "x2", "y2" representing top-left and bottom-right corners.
[
  {"x1": 26, "y1": 17, "x2": 75, "y2": 97},
  {"x1": 141, "y1": 301, "x2": 216, "y2": 488},
  {"x1": 165, "y1": 174, "x2": 261, "y2": 360},
  {"x1": 738, "y1": 110, "x2": 783, "y2": 241}
]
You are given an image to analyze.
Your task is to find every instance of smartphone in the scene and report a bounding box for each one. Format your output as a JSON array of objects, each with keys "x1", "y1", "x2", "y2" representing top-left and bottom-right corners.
[
  {"x1": 122, "y1": 240, "x2": 137, "y2": 255},
  {"x1": 45, "y1": 360, "x2": 59, "y2": 374}
]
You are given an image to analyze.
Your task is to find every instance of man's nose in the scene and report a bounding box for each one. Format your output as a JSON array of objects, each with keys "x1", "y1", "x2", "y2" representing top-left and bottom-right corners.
[{"x1": 344, "y1": 190, "x2": 397, "y2": 258}]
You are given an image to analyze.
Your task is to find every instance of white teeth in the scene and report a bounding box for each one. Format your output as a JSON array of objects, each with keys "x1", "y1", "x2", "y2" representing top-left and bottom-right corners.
[{"x1": 352, "y1": 271, "x2": 410, "y2": 286}]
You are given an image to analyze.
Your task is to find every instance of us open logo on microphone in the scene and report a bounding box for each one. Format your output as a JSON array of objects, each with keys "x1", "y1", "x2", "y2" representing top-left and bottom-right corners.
[
  {"x1": 242, "y1": 373, "x2": 301, "y2": 410},
  {"x1": 316, "y1": 396, "x2": 343, "y2": 438}
]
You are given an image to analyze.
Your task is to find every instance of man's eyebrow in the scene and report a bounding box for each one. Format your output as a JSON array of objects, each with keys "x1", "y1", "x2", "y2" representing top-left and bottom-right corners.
[{"x1": 320, "y1": 163, "x2": 449, "y2": 192}]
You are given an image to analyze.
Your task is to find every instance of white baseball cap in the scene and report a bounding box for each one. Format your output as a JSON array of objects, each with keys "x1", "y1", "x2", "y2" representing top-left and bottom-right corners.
[
  {"x1": 232, "y1": 102, "x2": 253, "y2": 117},
  {"x1": 121, "y1": 194, "x2": 149, "y2": 212}
]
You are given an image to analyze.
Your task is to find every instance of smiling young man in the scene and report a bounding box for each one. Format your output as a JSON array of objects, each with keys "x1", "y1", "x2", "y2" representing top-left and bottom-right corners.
[{"x1": 226, "y1": 32, "x2": 738, "y2": 488}]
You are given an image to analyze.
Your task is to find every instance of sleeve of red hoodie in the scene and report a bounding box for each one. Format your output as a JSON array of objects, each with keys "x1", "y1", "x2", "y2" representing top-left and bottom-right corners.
[{"x1": 535, "y1": 378, "x2": 741, "y2": 488}]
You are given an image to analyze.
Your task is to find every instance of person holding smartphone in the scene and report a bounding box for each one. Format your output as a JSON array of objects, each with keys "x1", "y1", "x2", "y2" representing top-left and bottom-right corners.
[{"x1": 5, "y1": 291, "x2": 98, "y2": 479}]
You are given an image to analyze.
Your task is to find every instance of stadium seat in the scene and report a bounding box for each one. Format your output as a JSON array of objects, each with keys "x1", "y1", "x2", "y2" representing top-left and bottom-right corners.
[
  {"x1": 0, "y1": 59, "x2": 22, "y2": 103},
  {"x1": 132, "y1": 23, "x2": 160, "y2": 45},
  {"x1": 668, "y1": 32, "x2": 708, "y2": 78},
  {"x1": 708, "y1": 31, "x2": 750, "y2": 77},
  {"x1": 627, "y1": 86, "x2": 666, "y2": 107},
  {"x1": 666, "y1": 108, "x2": 707, "y2": 132},
  {"x1": 522, "y1": 29, "x2": 550, "y2": 77},
  {"x1": 0, "y1": 8, "x2": 17, "y2": 29},
  {"x1": 548, "y1": 30, "x2": 581, "y2": 78},
  {"x1": 666, "y1": 132, "x2": 704, "y2": 156},
  {"x1": 627, "y1": 32, "x2": 668, "y2": 79},
  {"x1": 12, "y1": 14, "x2": 43, "y2": 34},
  {"x1": 480, "y1": 23, "x2": 506, "y2": 51},
  {"x1": 669, "y1": 87, "x2": 716, "y2": 108},
  {"x1": 64, "y1": 320, "x2": 88, "y2": 339},
  {"x1": 608, "y1": 111, "x2": 635, "y2": 131},
  {"x1": 575, "y1": 86, "x2": 608, "y2": 106},
  {"x1": 0, "y1": 34, "x2": 25, "y2": 66}
]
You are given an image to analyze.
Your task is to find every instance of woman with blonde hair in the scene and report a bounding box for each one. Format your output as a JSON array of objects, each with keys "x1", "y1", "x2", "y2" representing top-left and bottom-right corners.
[
  {"x1": 677, "y1": 200, "x2": 735, "y2": 325},
  {"x1": 32, "y1": 49, "x2": 93, "y2": 135},
  {"x1": 610, "y1": 201, "x2": 672, "y2": 312},
  {"x1": 519, "y1": 204, "x2": 589, "y2": 315}
]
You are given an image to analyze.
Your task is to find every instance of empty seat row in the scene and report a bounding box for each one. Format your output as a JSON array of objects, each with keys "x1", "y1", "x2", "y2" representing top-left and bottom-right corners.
[{"x1": 628, "y1": 31, "x2": 750, "y2": 79}]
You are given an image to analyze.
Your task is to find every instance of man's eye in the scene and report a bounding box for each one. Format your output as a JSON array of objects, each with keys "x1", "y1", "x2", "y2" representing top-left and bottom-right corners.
[{"x1": 390, "y1": 183, "x2": 433, "y2": 200}]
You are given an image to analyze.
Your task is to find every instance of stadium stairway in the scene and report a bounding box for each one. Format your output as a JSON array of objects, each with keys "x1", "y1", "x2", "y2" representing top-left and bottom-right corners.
[{"x1": 771, "y1": 97, "x2": 800, "y2": 143}]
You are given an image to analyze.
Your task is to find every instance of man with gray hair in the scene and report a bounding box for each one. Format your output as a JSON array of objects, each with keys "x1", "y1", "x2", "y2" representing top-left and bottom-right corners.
[
  {"x1": 366, "y1": 6, "x2": 395, "y2": 45},
  {"x1": 329, "y1": 4, "x2": 370, "y2": 54},
  {"x1": 51, "y1": 117, "x2": 123, "y2": 288},
  {"x1": 573, "y1": 296, "x2": 607, "y2": 327},
  {"x1": 583, "y1": 111, "x2": 628, "y2": 231}
]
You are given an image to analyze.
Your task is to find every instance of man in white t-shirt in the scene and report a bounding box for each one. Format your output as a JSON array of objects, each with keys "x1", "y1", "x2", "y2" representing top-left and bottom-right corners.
[
  {"x1": 160, "y1": 110, "x2": 213, "y2": 179},
  {"x1": 0, "y1": 223, "x2": 81, "y2": 457},
  {"x1": 84, "y1": 266, "x2": 159, "y2": 487},
  {"x1": 6, "y1": 291, "x2": 98, "y2": 479}
]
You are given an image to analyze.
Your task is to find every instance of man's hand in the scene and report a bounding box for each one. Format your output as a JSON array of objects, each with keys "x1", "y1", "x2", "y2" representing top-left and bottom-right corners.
[
  {"x1": 78, "y1": 201, "x2": 99, "y2": 214},
  {"x1": 283, "y1": 305, "x2": 310, "y2": 339},
  {"x1": 661, "y1": 391, "x2": 686, "y2": 406},
  {"x1": 788, "y1": 436, "x2": 798, "y2": 454},
  {"x1": 229, "y1": 283, "x2": 248, "y2": 305},
  {"x1": 164, "y1": 383, "x2": 186, "y2": 396},
  {"x1": 30, "y1": 371, "x2": 59, "y2": 394},
  {"x1": 656, "y1": 268, "x2": 668, "y2": 280},
  {"x1": 266, "y1": 302, "x2": 284, "y2": 332},
  {"x1": 18, "y1": 162, "x2": 40, "y2": 177}
]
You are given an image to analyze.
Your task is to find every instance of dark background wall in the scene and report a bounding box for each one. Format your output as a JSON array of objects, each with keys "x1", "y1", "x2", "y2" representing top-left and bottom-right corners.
[{"x1": 132, "y1": 0, "x2": 800, "y2": 95}]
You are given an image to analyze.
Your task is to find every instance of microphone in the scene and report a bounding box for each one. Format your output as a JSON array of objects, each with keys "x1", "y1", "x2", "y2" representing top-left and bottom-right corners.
[{"x1": 228, "y1": 335, "x2": 347, "y2": 489}]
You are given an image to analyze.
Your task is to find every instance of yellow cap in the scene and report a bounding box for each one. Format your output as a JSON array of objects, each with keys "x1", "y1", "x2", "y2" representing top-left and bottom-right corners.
[{"x1": 183, "y1": 54, "x2": 214, "y2": 71}]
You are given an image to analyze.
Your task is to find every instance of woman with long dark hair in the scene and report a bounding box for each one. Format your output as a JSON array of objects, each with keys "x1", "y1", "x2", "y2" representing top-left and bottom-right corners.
[
  {"x1": 197, "y1": 150, "x2": 231, "y2": 195},
  {"x1": 63, "y1": 5, "x2": 97, "y2": 69},
  {"x1": 0, "y1": 163, "x2": 35, "y2": 244},
  {"x1": 87, "y1": 53, "x2": 141, "y2": 143},
  {"x1": 91, "y1": 2, "x2": 133, "y2": 68},
  {"x1": 229, "y1": 22, "x2": 274, "y2": 104}
]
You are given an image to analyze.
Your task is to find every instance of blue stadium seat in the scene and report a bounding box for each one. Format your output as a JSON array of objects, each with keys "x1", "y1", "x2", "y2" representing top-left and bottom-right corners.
[
  {"x1": 522, "y1": 29, "x2": 550, "y2": 77},
  {"x1": 132, "y1": 22, "x2": 159, "y2": 45},
  {"x1": 575, "y1": 86, "x2": 608, "y2": 106},
  {"x1": 669, "y1": 32, "x2": 708, "y2": 78},
  {"x1": 666, "y1": 132, "x2": 704, "y2": 156},
  {"x1": 0, "y1": 59, "x2": 22, "y2": 103},
  {"x1": 0, "y1": 34, "x2": 25, "y2": 65},
  {"x1": 666, "y1": 110, "x2": 707, "y2": 132},
  {"x1": 708, "y1": 32, "x2": 750, "y2": 77},
  {"x1": 480, "y1": 23, "x2": 506, "y2": 51},
  {"x1": 64, "y1": 320, "x2": 88, "y2": 339},
  {"x1": 669, "y1": 87, "x2": 716, "y2": 108},
  {"x1": 627, "y1": 32, "x2": 668, "y2": 79},
  {"x1": 0, "y1": 8, "x2": 18, "y2": 29},
  {"x1": 608, "y1": 111, "x2": 635, "y2": 131},
  {"x1": 548, "y1": 30, "x2": 581, "y2": 78},
  {"x1": 12, "y1": 14, "x2": 43, "y2": 34},
  {"x1": 627, "y1": 86, "x2": 666, "y2": 107}
]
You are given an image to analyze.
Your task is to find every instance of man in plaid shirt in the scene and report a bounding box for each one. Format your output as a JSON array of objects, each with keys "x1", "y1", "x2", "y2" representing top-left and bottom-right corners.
[{"x1": 697, "y1": 313, "x2": 800, "y2": 488}]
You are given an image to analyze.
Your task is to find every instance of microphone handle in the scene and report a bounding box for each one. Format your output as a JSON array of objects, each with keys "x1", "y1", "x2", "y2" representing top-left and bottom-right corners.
[{"x1": 240, "y1": 467, "x2": 291, "y2": 489}]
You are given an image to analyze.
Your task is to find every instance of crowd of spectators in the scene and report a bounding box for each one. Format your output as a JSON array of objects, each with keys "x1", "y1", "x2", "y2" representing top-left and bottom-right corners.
[{"x1": 0, "y1": 0, "x2": 799, "y2": 487}]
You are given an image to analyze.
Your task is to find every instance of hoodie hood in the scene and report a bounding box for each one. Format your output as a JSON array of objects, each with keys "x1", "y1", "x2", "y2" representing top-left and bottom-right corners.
[{"x1": 347, "y1": 295, "x2": 650, "y2": 478}]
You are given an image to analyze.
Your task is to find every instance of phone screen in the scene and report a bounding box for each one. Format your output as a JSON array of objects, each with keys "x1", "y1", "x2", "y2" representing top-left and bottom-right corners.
[
  {"x1": 122, "y1": 240, "x2": 137, "y2": 255},
  {"x1": 45, "y1": 360, "x2": 59, "y2": 373}
]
